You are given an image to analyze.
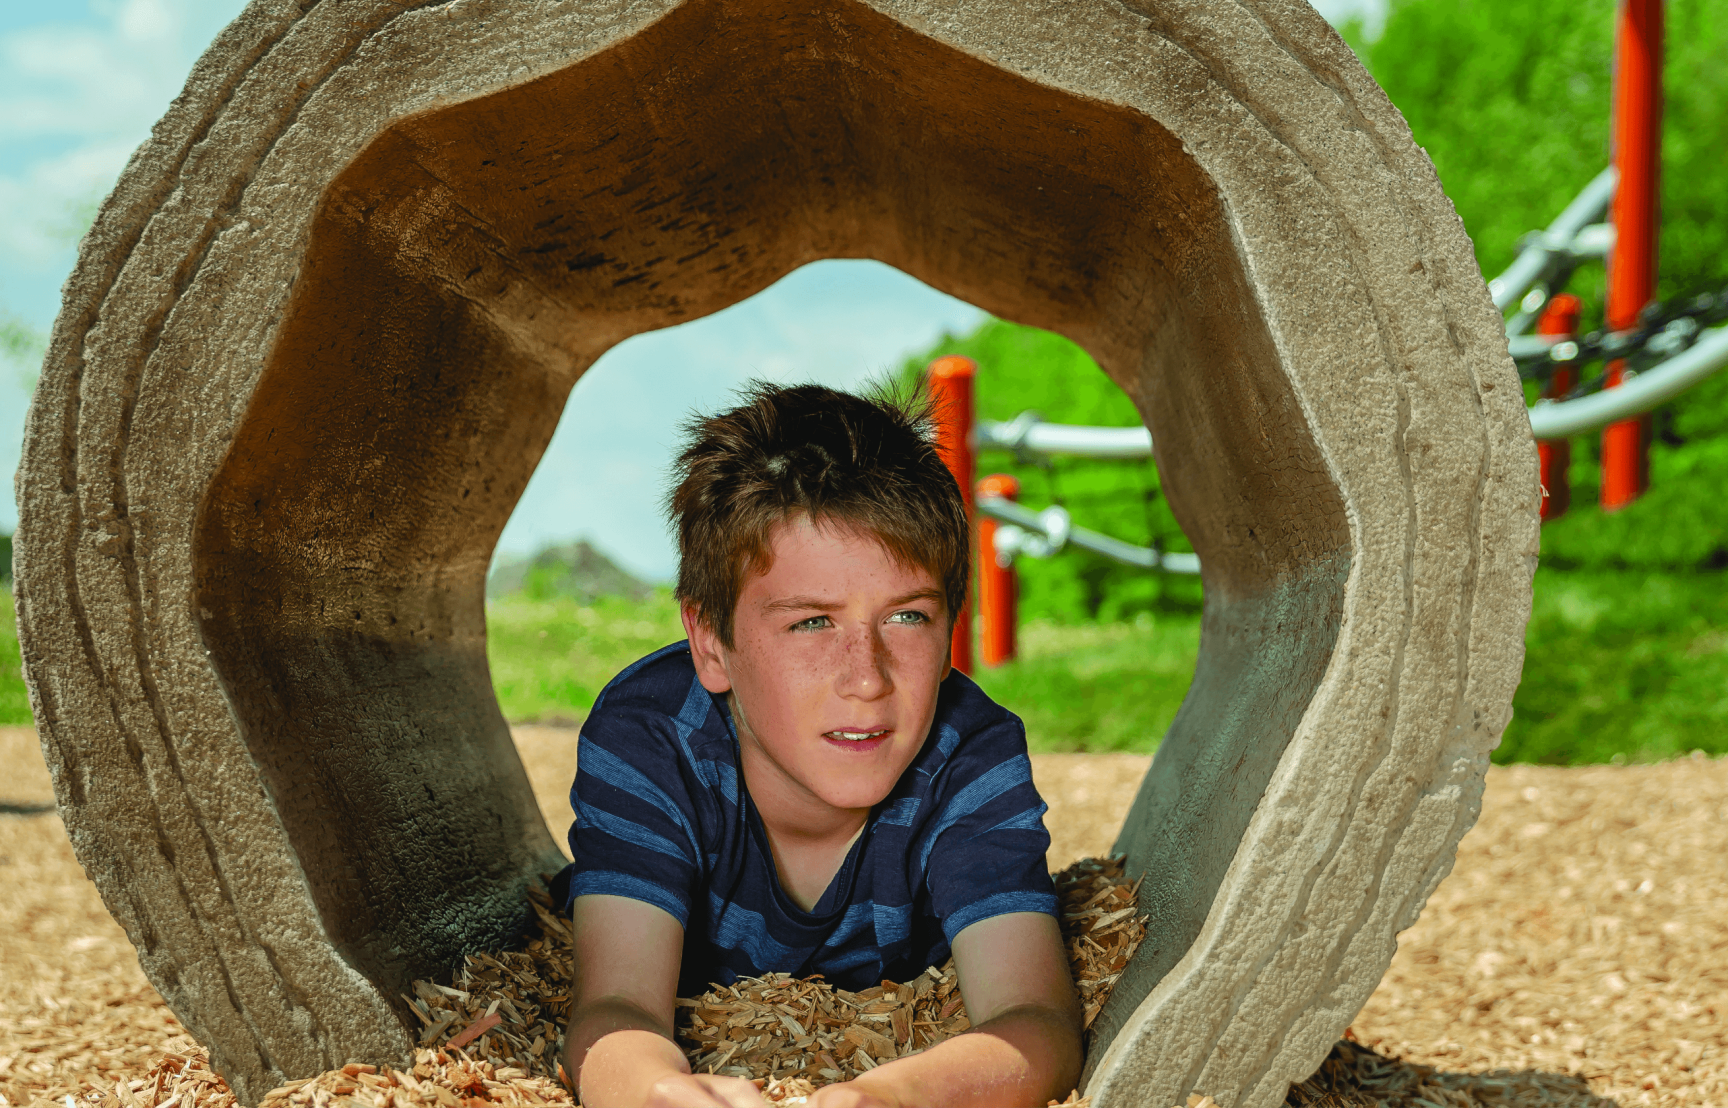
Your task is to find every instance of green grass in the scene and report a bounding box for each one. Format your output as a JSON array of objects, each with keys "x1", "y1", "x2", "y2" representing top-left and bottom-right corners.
[
  {"x1": 1502, "y1": 568, "x2": 1728, "y2": 764},
  {"x1": 971, "y1": 614, "x2": 1200, "y2": 753},
  {"x1": 0, "y1": 586, "x2": 690, "y2": 731},
  {"x1": 0, "y1": 590, "x2": 30, "y2": 725},
  {"x1": 3, "y1": 571, "x2": 1724, "y2": 765},
  {"x1": 485, "y1": 589, "x2": 685, "y2": 724}
]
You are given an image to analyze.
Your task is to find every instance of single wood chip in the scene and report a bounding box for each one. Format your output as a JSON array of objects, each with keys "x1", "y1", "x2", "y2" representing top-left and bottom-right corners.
[{"x1": 446, "y1": 1012, "x2": 503, "y2": 1052}]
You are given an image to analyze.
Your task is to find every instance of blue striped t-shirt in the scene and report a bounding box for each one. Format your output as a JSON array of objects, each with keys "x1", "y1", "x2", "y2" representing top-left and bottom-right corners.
[{"x1": 557, "y1": 641, "x2": 1058, "y2": 994}]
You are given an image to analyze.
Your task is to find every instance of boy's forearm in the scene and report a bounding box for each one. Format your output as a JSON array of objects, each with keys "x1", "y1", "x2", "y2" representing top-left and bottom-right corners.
[
  {"x1": 848, "y1": 1003, "x2": 1082, "y2": 1108},
  {"x1": 565, "y1": 998, "x2": 688, "y2": 1106}
]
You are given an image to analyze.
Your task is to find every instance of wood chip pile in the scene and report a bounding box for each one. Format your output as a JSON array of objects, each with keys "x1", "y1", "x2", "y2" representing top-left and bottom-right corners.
[
  {"x1": 83, "y1": 1040, "x2": 238, "y2": 1108},
  {"x1": 92, "y1": 1033, "x2": 1610, "y2": 1108},
  {"x1": 669, "y1": 855, "x2": 1147, "y2": 1102},
  {"x1": 1351, "y1": 758, "x2": 1728, "y2": 1106},
  {"x1": 674, "y1": 966, "x2": 966, "y2": 1097},
  {"x1": 258, "y1": 1053, "x2": 570, "y2": 1108},
  {"x1": 395, "y1": 888, "x2": 575, "y2": 1081},
  {"x1": 1052, "y1": 855, "x2": 1145, "y2": 1030},
  {"x1": 96, "y1": 1041, "x2": 571, "y2": 1108}
]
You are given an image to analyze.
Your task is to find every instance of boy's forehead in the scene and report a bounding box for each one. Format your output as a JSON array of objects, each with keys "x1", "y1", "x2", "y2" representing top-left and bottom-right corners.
[{"x1": 743, "y1": 514, "x2": 937, "y2": 597}]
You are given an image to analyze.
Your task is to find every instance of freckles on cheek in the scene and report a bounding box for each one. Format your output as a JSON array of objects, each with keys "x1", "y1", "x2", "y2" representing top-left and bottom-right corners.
[{"x1": 743, "y1": 635, "x2": 830, "y2": 701}]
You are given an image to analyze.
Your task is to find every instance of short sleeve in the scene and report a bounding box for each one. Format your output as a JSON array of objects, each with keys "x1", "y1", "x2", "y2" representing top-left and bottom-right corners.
[
  {"x1": 918, "y1": 717, "x2": 1058, "y2": 943},
  {"x1": 567, "y1": 704, "x2": 704, "y2": 927}
]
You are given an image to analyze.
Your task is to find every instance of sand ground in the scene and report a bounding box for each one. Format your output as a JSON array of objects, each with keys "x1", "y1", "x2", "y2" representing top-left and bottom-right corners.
[{"x1": 2, "y1": 726, "x2": 1722, "y2": 1107}]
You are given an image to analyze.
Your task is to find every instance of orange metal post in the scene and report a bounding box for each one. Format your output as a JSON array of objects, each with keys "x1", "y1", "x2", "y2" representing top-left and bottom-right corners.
[
  {"x1": 1602, "y1": 0, "x2": 1663, "y2": 511},
  {"x1": 1537, "y1": 294, "x2": 1583, "y2": 522},
  {"x1": 928, "y1": 355, "x2": 976, "y2": 674},
  {"x1": 976, "y1": 474, "x2": 1019, "y2": 668}
]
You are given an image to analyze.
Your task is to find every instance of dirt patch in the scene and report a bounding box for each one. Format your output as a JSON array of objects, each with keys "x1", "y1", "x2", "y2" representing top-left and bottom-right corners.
[{"x1": 3, "y1": 726, "x2": 1724, "y2": 1106}]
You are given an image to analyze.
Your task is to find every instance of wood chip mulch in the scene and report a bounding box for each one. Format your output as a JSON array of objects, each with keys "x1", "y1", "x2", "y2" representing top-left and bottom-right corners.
[
  {"x1": 51, "y1": 859, "x2": 1142, "y2": 1108},
  {"x1": 6, "y1": 728, "x2": 1725, "y2": 1107},
  {"x1": 670, "y1": 854, "x2": 1147, "y2": 1100},
  {"x1": 1350, "y1": 757, "x2": 1727, "y2": 1107}
]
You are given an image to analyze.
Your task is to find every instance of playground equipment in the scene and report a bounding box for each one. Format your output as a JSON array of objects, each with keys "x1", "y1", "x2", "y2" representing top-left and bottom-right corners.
[
  {"x1": 938, "y1": 212, "x2": 1728, "y2": 660},
  {"x1": 943, "y1": 128, "x2": 1728, "y2": 651},
  {"x1": 1500, "y1": 163, "x2": 1728, "y2": 515},
  {"x1": 936, "y1": 0, "x2": 1721, "y2": 584},
  {"x1": 16, "y1": 2, "x2": 1536, "y2": 1105}
]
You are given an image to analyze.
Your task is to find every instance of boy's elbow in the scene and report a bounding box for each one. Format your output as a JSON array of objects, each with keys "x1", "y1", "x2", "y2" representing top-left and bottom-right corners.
[
  {"x1": 570, "y1": 993, "x2": 675, "y2": 1042},
  {"x1": 985, "y1": 1001, "x2": 1085, "y2": 1093},
  {"x1": 1039, "y1": 1001, "x2": 1086, "y2": 1079}
]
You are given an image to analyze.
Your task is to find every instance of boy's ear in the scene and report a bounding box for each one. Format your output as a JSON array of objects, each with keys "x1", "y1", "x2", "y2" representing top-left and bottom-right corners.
[{"x1": 681, "y1": 603, "x2": 733, "y2": 695}]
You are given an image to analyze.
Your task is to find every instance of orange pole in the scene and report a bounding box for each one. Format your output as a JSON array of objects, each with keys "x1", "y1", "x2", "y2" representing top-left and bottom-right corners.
[
  {"x1": 928, "y1": 356, "x2": 975, "y2": 674},
  {"x1": 1601, "y1": 0, "x2": 1662, "y2": 511},
  {"x1": 1537, "y1": 294, "x2": 1583, "y2": 522},
  {"x1": 976, "y1": 474, "x2": 1019, "y2": 668}
]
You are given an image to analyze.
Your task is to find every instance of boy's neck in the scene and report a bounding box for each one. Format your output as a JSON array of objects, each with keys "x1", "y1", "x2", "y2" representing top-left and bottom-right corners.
[{"x1": 730, "y1": 692, "x2": 873, "y2": 911}]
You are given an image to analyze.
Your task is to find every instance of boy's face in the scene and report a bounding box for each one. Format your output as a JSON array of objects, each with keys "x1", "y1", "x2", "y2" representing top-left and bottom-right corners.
[{"x1": 684, "y1": 514, "x2": 951, "y2": 820}]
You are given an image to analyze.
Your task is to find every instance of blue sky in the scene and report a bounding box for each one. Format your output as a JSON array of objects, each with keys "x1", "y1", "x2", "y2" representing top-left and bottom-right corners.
[{"x1": 0, "y1": 0, "x2": 1378, "y2": 580}]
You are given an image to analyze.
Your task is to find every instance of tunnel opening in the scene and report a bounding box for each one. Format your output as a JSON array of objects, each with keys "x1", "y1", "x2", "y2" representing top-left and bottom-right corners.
[{"x1": 190, "y1": 0, "x2": 1351, "y2": 1029}]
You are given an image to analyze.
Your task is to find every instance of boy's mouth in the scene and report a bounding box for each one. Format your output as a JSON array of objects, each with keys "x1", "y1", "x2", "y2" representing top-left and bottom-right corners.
[{"x1": 823, "y1": 728, "x2": 890, "y2": 745}]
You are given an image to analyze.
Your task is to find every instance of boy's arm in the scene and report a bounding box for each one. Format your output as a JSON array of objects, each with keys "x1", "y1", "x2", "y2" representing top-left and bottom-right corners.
[
  {"x1": 565, "y1": 894, "x2": 767, "y2": 1108},
  {"x1": 811, "y1": 911, "x2": 1083, "y2": 1108}
]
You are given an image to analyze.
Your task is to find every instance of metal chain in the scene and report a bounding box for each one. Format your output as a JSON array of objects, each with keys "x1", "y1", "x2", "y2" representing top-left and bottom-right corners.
[{"x1": 1514, "y1": 282, "x2": 1728, "y2": 400}]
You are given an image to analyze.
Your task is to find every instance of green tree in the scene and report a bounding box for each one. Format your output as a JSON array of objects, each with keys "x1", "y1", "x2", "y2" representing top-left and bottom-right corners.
[
  {"x1": 1348, "y1": 0, "x2": 1727, "y2": 312},
  {"x1": 1352, "y1": 0, "x2": 1728, "y2": 762}
]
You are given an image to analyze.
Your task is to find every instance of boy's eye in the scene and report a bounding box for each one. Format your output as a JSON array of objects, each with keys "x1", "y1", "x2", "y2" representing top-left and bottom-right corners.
[
  {"x1": 886, "y1": 610, "x2": 930, "y2": 625},
  {"x1": 791, "y1": 615, "x2": 832, "y2": 631}
]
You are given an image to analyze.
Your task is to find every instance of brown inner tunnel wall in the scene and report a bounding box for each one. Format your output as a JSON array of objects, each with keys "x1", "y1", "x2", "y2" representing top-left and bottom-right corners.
[{"x1": 195, "y1": 0, "x2": 1351, "y2": 1005}]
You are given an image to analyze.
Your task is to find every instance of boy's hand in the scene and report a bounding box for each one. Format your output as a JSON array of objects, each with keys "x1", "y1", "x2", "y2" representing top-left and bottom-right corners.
[
  {"x1": 580, "y1": 1029, "x2": 768, "y2": 1108},
  {"x1": 641, "y1": 1071, "x2": 769, "y2": 1108},
  {"x1": 805, "y1": 1082, "x2": 902, "y2": 1108}
]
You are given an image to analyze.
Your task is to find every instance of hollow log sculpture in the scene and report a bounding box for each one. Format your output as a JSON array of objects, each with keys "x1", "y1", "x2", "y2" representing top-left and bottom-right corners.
[{"x1": 15, "y1": 0, "x2": 1538, "y2": 1104}]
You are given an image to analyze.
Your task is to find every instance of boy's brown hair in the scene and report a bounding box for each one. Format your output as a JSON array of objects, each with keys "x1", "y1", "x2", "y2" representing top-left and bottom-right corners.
[{"x1": 669, "y1": 382, "x2": 969, "y2": 647}]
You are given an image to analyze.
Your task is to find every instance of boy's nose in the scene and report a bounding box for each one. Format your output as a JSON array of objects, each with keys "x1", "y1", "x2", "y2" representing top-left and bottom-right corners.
[{"x1": 835, "y1": 622, "x2": 893, "y2": 700}]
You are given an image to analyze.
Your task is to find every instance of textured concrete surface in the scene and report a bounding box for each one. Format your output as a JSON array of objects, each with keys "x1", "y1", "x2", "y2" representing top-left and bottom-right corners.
[{"x1": 15, "y1": 0, "x2": 1537, "y2": 1104}]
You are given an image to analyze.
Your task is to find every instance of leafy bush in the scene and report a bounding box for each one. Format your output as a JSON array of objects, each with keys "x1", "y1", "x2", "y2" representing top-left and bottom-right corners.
[
  {"x1": 1349, "y1": 0, "x2": 1728, "y2": 575},
  {"x1": 488, "y1": 540, "x2": 651, "y2": 603},
  {"x1": 1346, "y1": 0, "x2": 1728, "y2": 319}
]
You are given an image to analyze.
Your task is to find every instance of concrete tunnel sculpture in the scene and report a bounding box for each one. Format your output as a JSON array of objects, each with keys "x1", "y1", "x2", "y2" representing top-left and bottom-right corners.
[{"x1": 14, "y1": 0, "x2": 1539, "y2": 1104}]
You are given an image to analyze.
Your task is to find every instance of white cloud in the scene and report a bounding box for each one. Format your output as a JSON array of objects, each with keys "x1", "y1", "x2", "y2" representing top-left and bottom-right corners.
[
  {"x1": 0, "y1": 0, "x2": 248, "y2": 531},
  {"x1": 0, "y1": 0, "x2": 248, "y2": 315},
  {"x1": 1, "y1": 0, "x2": 197, "y2": 142},
  {"x1": 0, "y1": 138, "x2": 138, "y2": 266}
]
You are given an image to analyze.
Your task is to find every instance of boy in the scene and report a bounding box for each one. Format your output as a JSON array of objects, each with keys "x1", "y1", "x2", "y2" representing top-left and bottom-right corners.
[{"x1": 559, "y1": 384, "x2": 1081, "y2": 1107}]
